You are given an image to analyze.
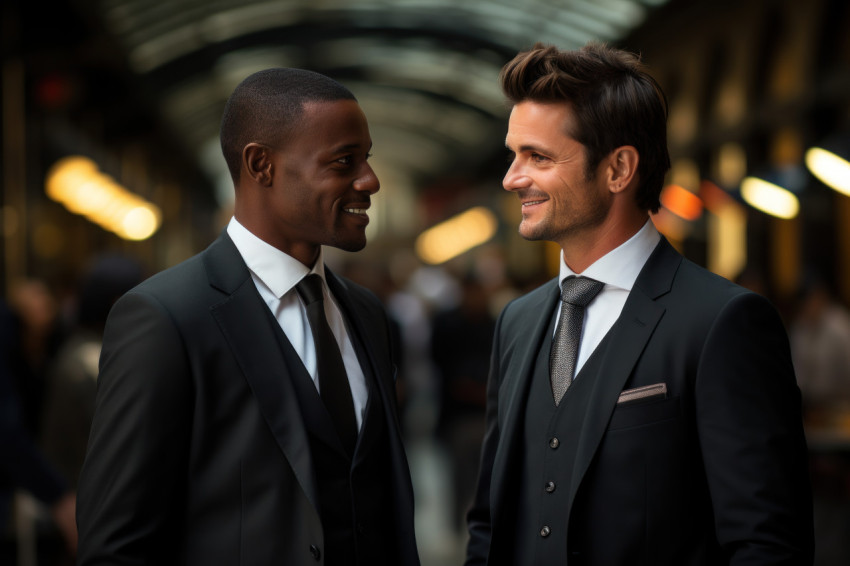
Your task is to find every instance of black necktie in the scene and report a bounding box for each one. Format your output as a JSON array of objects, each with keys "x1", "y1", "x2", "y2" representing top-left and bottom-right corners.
[
  {"x1": 296, "y1": 274, "x2": 357, "y2": 455},
  {"x1": 550, "y1": 276, "x2": 604, "y2": 406}
]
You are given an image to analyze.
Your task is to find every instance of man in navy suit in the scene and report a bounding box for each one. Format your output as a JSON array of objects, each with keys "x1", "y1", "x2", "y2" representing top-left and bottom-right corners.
[
  {"x1": 77, "y1": 68, "x2": 419, "y2": 566},
  {"x1": 465, "y1": 42, "x2": 813, "y2": 565}
]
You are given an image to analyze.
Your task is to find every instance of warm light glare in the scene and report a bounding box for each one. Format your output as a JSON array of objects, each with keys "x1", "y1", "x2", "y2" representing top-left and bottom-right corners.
[
  {"x1": 700, "y1": 180, "x2": 747, "y2": 280},
  {"x1": 660, "y1": 184, "x2": 703, "y2": 221},
  {"x1": 650, "y1": 207, "x2": 689, "y2": 242},
  {"x1": 415, "y1": 206, "x2": 498, "y2": 265},
  {"x1": 805, "y1": 147, "x2": 850, "y2": 196},
  {"x1": 121, "y1": 206, "x2": 160, "y2": 241},
  {"x1": 46, "y1": 156, "x2": 162, "y2": 240},
  {"x1": 699, "y1": 180, "x2": 734, "y2": 213},
  {"x1": 740, "y1": 177, "x2": 799, "y2": 219},
  {"x1": 714, "y1": 143, "x2": 747, "y2": 188}
]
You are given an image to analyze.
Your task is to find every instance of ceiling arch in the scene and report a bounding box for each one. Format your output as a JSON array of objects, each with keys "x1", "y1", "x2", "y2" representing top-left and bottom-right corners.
[{"x1": 84, "y1": 0, "x2": 670, "y2": 208}]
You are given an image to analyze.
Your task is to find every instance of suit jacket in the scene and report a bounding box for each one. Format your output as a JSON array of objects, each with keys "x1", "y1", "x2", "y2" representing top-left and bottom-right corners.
[
  {"x1": 466, "y1": 237, "x2": 814, "y2": 565},
  {"x1": 76, "y1": 233, "x2": 419, "y2": 566}
]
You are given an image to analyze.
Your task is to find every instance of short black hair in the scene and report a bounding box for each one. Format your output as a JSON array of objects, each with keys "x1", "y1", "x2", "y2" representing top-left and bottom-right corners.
[{"x1": 219, "y1": 68, "x2": 357, "y2": 183}]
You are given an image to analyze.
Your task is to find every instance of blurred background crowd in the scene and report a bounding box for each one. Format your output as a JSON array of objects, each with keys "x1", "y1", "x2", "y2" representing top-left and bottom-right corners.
[{"x1": 1, "y1": 0, "x2": 849, "y2": 564}]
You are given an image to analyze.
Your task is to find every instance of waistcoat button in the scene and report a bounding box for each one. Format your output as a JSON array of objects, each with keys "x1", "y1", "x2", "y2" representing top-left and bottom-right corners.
[
  {"x1": 549, "y1": 437, "x2": 560, "y2": 449},
  {"x1": 545, "y1": 481, "x2": 556, "y2": 493},
  {"x1": 540, "y1": 525, "x2": 551, "y2": 537}
]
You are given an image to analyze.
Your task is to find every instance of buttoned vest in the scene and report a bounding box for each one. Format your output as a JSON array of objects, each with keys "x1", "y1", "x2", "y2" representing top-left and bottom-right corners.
[
  {"x1": 269, "y1": 309, "x2": 398, "y2": 566},
  {"x1": 511, "y1": 312, "x2": 612, "y2": 566}
]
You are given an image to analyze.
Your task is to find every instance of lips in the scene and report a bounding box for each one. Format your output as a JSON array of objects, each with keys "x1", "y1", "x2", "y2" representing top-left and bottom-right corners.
[
  {"x1": 521, "y1": 199, "x2": 547, "y2": 207},
  {"x1": 342, "y1": 202, "x2": 370, "y2": 219},
  {"x1": 518, "y1": 190, "x2": 548, "y2": 208}
]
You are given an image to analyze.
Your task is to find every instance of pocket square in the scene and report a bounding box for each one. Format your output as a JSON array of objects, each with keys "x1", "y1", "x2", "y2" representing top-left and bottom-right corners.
[{"x1": 617, "y1": 383, "x2": 667, "y2": 405}]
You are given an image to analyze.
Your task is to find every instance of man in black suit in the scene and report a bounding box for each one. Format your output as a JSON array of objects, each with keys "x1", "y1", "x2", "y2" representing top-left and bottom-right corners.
[
  {"x1": 76, "y1": 68, "x2": 420, "y2": 566},
  {"x1": 465, "y1": 42, "x2": 813, "y2": 565}
]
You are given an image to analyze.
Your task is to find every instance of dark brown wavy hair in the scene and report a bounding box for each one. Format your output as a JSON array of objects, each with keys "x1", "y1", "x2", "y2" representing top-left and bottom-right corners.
[{"x1": 500, "y1": 42, "x2": 670, "y2": 213}]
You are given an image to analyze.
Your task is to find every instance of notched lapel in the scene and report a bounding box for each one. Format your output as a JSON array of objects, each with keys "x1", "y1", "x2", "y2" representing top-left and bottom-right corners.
[
  {"x1": 325, "y1": 272, "x2": 388, "y2": 382},
  {"x1": 491, "y1": 281, "x2": 560, "y2": 512},
  {"x1": 568, "y1": 237, "x2": 681, "y2": 512},
  {"x1": 499, "y1": 281, "x2": 560, "y2": 429},
  {"x1": 207, "y1": 240, "x2": 319, "y2": 513},
  {"x1": 324, "y1": 272, "x2": 398, "y2": 426}
]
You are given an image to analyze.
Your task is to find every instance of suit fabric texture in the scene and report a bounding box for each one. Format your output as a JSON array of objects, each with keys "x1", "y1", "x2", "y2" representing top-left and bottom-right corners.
[
  {"x1": 466, "y1": 237, "x2": 814, "y2": 566},
  {"x1": 76, "y1": 233, "x2": 419, "y2": 566}
]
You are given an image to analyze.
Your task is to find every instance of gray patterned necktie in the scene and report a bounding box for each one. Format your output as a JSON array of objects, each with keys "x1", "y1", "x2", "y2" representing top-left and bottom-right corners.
[{"x1": 550, "y1": 276, "x2": 604, "y2": 406}]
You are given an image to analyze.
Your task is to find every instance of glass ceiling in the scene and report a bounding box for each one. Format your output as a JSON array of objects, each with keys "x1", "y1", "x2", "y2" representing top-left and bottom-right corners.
[{"x1": 87, "y1": 0, "x2": 671, "y2": 204}]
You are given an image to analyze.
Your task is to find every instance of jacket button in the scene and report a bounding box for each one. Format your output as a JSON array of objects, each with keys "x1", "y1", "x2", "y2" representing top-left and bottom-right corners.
[
  {"x1": 540, "y1": 525, "x2": 551, "y2": 537},
  {"x1": 549, "y1": 437, "x2": 560, "y2": 449},
  {"x1": 545, "y1": 481, "x2": 556, "y2": 493},
  {"x1": 309, "y1": 545, "x2": 321, "y2": 561}
]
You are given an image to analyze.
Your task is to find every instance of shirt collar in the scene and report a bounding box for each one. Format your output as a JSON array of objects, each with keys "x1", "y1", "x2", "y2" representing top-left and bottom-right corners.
[
  {"x1": 226, "y1": 216, "x2": 326, "y2": 299},
  {"x1": 558, "y1": 220, "x2": 661, "y2": 292}
]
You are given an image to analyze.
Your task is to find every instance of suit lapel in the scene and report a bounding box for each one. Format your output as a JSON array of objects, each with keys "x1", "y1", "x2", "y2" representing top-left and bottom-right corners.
[
  {"x1": 324, "y1": 271, "x2": 398, "y2": 460},
  {"x1": 204, "y1": 233, "x2": 320, "y2": 512},
  {"x1": 567, "y1": 237, "x2": 681, "y2": 511},
  {"x1": 491, "y1": 280, "x2": 561, "y2": 512},
  {"x1": 325, "y1": 271, "x2": 385, "y2": 387},
  {"x1": 325, "y1": 269, "x2": 418, "y2": 541}
]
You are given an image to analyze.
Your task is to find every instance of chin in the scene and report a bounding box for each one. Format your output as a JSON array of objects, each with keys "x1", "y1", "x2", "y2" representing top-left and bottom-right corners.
[
  {"x1": 518, "y1": 221, "x2": 547, "y2": 242},
  {"x1": 334, "y1": 238, "x2": 368, "y2": 253}
]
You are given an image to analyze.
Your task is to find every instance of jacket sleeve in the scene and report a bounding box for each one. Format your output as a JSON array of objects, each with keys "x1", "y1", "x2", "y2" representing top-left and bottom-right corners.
[
  {"x1": 696, "y1": 292, "x2": 814, "y2": 564},
  {"x1": 76, "y1": 291, "x2": 194, "y2": 565},
  {"x1": 464, "y1": 310, "x2": 507, "y2": 566}
]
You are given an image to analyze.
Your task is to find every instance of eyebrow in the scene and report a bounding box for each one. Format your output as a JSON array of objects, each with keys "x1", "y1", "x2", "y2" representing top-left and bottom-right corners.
[
  {"x1": 505, "y1": 143, "x2": 546, "y2": 154},
  {"x1": 330, "y1": 141, "x2": 373, "y2": 154}
]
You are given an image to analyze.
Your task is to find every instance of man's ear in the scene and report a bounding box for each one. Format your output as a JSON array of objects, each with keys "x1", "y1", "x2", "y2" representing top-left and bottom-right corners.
[
  {"x1": 242, "y1": 143, "x2": 274, "y2": 187},
  {"x1": 607, "y1": 146, "x2": 639, "y2": 194}
]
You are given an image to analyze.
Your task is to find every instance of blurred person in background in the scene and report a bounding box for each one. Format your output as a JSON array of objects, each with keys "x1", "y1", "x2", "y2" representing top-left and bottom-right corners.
[
  {"x1": 465, "y1": 42, "x2": 813, "y2": 565},
  {"x1": 790, "y1": 275, "x2": 850, "y2": 426},
  {"x1": 431, "y1": 273, "x2": 495, "y2": 532},
  {"x1": 789, "y1": 274, "x2": 850, "y2": 566},
  {"x1": 41, "y1": 254, "x2": 145, "y2": 490},
  {"x1": 5, "y1": 279, "x2": 64, "y2": 440},
  {"x1": 0, "y1": 293, "x2": 76, "y2": 562},
  {"x1": 76, "y1": 68, "x2": 419, "y2": 566}
]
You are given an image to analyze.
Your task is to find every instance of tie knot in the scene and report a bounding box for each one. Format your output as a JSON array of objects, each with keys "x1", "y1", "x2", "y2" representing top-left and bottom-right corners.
[
  {"x1": 296, "y1": 273, "x2": 325, "y2": 306},
  {"x1": 560, "y1": 276, "x2": 604, "y2": 307}
]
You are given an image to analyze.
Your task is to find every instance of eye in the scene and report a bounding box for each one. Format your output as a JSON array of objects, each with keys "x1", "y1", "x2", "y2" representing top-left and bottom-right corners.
[
  {"x1": 336, "y1": 155, "x2": 353, "y2": 166},
  {"x1": 531, "y1": 152, "x2": 548, "y2": 163}
]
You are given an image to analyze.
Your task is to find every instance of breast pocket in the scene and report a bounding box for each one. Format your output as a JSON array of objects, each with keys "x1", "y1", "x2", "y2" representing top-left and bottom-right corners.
[{"x1": 607, "y1": 396, "x2": 681, "y2": 431}]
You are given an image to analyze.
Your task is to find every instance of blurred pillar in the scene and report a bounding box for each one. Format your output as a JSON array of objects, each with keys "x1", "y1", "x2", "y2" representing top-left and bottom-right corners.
[
  {"x1": 2, "y1": 58, "x2": 27, "y2": 296},
  {"x1": 770, "y1": 215, "x2": 800, "y2": 301},
  {"x1": 838, "y1": 194, "x2": 850, "y2": 306}
]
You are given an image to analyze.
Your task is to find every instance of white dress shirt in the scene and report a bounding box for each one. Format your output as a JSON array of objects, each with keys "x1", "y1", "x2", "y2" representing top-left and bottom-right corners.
[
  {"x1": 557, "y1": 220, "x2": 661, "y2": 377},
  {"x1": 226, "y1": 217, "x2": 368, "y2": 430}
]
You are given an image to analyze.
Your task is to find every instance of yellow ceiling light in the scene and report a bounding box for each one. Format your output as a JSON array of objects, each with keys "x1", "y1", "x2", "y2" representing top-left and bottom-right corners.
[
  {"x1": 120, "y1": 204, "x2": 161, "y2": 241},
  {"x1": 415, "y1": 206, "x2": 498, "y2": 265},
  {"x1": 805, "y1": 147, "x2": 850, "y2": 197},
  {"x1": 740, "y1": 176, "x2": 799, "y2": 219},
  {"x1": 46, "y1": 156, "x2": 162, "y2": 241}
]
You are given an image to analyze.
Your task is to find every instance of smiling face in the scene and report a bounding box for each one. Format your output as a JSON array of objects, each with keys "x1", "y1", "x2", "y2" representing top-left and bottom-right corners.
[
  {"x1": 259, "y1": 99, "x2": 379, "y2": 265},
  {"x1": 503, "y1": 100, "x2": 612, "y2": 251}
]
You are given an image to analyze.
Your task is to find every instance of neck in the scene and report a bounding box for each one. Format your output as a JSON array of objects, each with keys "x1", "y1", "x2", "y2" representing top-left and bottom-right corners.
[{"x1": 561, "y1": 212, "x2": 648, "y2": 274}]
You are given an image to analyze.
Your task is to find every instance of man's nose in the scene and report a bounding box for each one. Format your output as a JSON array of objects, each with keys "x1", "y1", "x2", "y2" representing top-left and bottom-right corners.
[
  {"x1": 503, "y1": 160, "x2": 531, "y2": 192},
  {"x1": 355, "y1": 164, "x2": 380, "y2": 194}
]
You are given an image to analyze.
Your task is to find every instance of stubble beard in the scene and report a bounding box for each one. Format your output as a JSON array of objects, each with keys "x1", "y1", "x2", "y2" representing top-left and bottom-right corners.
[{"x1": 517, "y1": 192, "x2": 611, "y2": 245}]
